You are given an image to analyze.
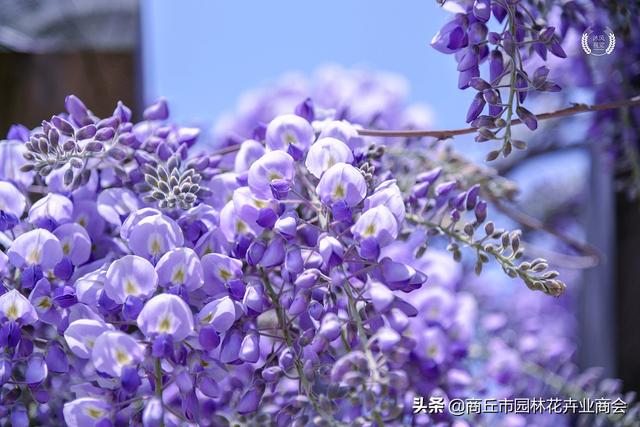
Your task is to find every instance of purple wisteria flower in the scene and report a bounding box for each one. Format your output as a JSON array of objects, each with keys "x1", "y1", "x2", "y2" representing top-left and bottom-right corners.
[
  {"x1": 91, "y1": 330, "x2": 144, "y2": 377},
  {"x1": 234, "y1": 139, "x2": 266, "y2": 173},
  {"x1": 0, "y1": 139, "x2": 34, "y2": 188},
  {"x1": 201, "y1": 253, "x2": 243, "y2": 296},
  {"x1": 265, "y1": 113, "x2": 314, "y2": 156},
  {"x1": 28, "y1": 193, "x2": 74, "y2": 230},
  {"x1": 352, "y1": 205, "x2": 398, "y2": 259},
  {"x1": 198, "y1": 295, "x2": 239, "y2": 333},
  {"x1": 53, "y1": 223, "x2": 92, "y2": 266},
  {"x1": 64, "y1": 319, "x2": 113, "y2": 358},
  {"x1": 0, "y1": 289, "x2": 37, "y2": 324},
  {"x1": 8, "y1": 229, "x2": 63, "y2": 269},
  {"x1": 126, "y1": 211, "x2": 184, "y2": 259},
  {"x1": 104, "y1": 255, "x2": 158, "y2": 304},
  {"x1": 247, "y1": 150, "x2": 295, "y2": 199},
  {"x1": 363, "y1": 179, "x2": 405, "y2": 226},
  {"x1": 155, "y1": 247, "x2": 204, "y2": 291},
  {"x1": 0, "y1": 181, "x2": 26, "y2": 218},
  {"x1": 0, "y1": 75, "x2": 608, "y2": 426},
  {"x1": 137, "y1": 293, "x2": 194, "y2": 341},
  {"x1": 317, "y1": 120, "x2": 364, "y2": 151},
  {"x1": 63, "y1": 397, "x2": 112, "y2": 427},
  {"x1": 305, "y1": 137, "x2": 354, "y2": 178},
  {"x1": 316, "y1": 162, "x2": 367, "y2": 207}
]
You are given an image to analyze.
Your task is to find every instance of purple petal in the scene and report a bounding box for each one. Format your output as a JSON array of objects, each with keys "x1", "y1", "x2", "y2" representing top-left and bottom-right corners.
[
  {"x1": 25, "y1": 355, "x2": 48, "y2": 385},
  {"x1": 137, "y1": 293, "x2": 194, "y2": 341}
]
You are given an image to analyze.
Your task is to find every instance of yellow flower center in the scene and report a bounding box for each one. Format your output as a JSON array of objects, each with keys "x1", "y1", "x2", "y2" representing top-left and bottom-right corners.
[
  {"x1": 172, "y1": 267, "x2": 185, "y2": 284},
  {"x1": 86, "y1": 407, "x2": 104, "y2": 419},
  {"x1": 6, "y1": 303, "x2": 18, "y2": 319},
  {"x1": 219, "y1": 268, "x2": 232, "y2": 281},
  {"x1": 37, "y1": 297, "x2": 52, "y2": 309},
  {"x1": 150, "y1": 238, "x2": 162, "y2": 256},
  {"x1": 26, "y1": 247, "x2": 41, "y2": 264},
  {"x1": 285, "y1": 133, "x2": 296, "y2": 145},
  {"x1": 235, "y1": 220, "x2": 247, "y2": 233},
  {"x1": 268, "y1": 171, "x2": 282, "y2": 181},
  {"x1": 364, "y1": 223, "x2": 376, "y2": 236},
  {"x1": 125, "y1": 279, "x2": 138, "y2": 295},
  {"x1": 201, "y1": 312, "x2": 213, "y2": 324},
  {"x1": 158, "y1": 316, "x2": 172, "y2": 332},
  {"x1": 116, "y1": 349, "x2": 131, "y2": 364},
  {"x1": 334, "y1": 184, "x2": 345, "y2": 199},
  {"x1": 428, "y1": 345, "x2": 438, "y2": 357}
]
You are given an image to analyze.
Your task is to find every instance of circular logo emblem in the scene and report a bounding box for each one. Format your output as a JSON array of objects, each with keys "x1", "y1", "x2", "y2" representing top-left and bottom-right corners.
[{"x1": 581, "y1": 26, "x2": 615, "y2": 56}]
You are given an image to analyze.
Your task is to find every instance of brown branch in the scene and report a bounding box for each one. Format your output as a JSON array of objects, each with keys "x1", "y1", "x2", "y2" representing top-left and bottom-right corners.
[
  {"x1": 489, "y1": 196, "x2": 601, "y2": 268},
  {"x1": 357, "y1": 96, "x2": 640, "y2": 138}
]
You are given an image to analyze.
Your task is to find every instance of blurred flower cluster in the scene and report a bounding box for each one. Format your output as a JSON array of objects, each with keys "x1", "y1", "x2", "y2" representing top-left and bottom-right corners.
[{"x1": 213, "y1": 65, "x2": 434, "y2": 148}]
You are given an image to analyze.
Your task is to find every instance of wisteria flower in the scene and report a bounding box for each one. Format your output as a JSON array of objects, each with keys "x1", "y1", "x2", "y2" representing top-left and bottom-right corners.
[
  {"x1": 137, "y1": 293, "x2": 194, "y2": 341},
  {"x1": 352, "y1": 205, "x2": 398, "y2": 247},
  {"x1": 234, "y1": 139, "x2": 266, "y2": 173},
  {"x1": 305, "y1": 137, "x2": 354, "y2": 178},
  {"x1": 265, "y1": 114, "x2": 314, "y2": 154},
  {"x1": 96, "y1": 188, "x2": 140, "y2": 229},
  {"x1": 28, "y1": 278, "x2": 61, "y2": 325},
  {"x1": 363, "y1": 179, "x2": 405, "y2": 226},
  {"x1": 0, "y1": 139, "x2": 34, "y2": 188},
  {"x1": 53, "y1": 223, "x2": 92, "y2": 266},
  {"x1": 0, "y1": 289, "x2": 37, "y2": 324},
  {"x1": 8, "y1": 229, "x2": 63, "y2": 269},
  {"x1": 64, "y1": 319, "x2": 112, "y2": 358},
  {"x1": 204, "y1": 172, "x2": 240, "y2": 210},
  {"x1": 63, "y1": 397, "x2": 112, "y2": 427},
  {"x1": 155, "y1": 247, "x2": 204, "y2": 291},
  {"x1": 0, "y1": 180, "x2": 26, "y2": 218},
  {"x1": 201, "y1": 253, "x2": 243, "y2": 296},
  {"x1": 317, "y1": 120, "x2": 364, "y2": 150},
  {"x1": 127, "y1": 211, "x2": 184, "y2": 259},
  {"x1": 28, "y1": 193, "x2": 74, "y2": 230},
  {"x1": 104, "y1": 255, "x2": 158, "y2": 304},
  {"x1": 316, "y1": 162, "x2": 367, "y2": 207},
  {"x1": 198, "y1": 295, "x2": 240, "y2": 333},
  {"x1": 218, "y1": 201, "x2": 261, "y2": 243},
  {"x1": 232, "y1": 186, "x2": 277, "y2": 225},
  {"x1": 91, "y1": 330, "x2": 144, "y2": 377},
  {"x1": 247, "y1": 150, "x2": 295, "y2": 199}
]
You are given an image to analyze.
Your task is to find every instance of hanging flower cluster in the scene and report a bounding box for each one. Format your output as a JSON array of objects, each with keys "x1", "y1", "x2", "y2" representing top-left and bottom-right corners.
[
  {"x1": 0, "y1": 84, "x2": 577, "y2": 426},
  {"x1": 430, "y1": 0, "x2": 587, "y2": 160}
]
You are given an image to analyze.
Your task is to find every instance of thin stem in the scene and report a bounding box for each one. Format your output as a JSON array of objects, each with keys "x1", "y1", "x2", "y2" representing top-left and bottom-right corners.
[
  {"x1": 260, "y1": 270, "x2": 341, "y2": 425},
  {"x1": 406, "y1": 213, "x2": 565, "y2": 296},
  {"x1": 154, "y1": 358, "x2": 165, "y2": 427},
  {"x1": 488, "y1": 196, "x2": 601, "y2": 266},
  {"x1": 342, "y1": 276, "x2": 386, "y2": 426},
  {"x1": 357, "y1": 97, "x2": 640, "y2": 138},
  {"x1": 501, "y1": 3, "x2": 519, "y2": 152}
]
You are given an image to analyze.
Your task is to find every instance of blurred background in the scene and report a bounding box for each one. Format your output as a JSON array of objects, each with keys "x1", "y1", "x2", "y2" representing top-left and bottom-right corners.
[{"x1": 0, "y1": 0, "x2": 636, "y2": 395}]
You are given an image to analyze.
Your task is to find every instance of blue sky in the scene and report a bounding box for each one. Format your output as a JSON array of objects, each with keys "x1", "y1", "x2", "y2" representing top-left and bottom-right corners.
[{"x1": 140, "y1": 0, "x2": 474, "y2": 132}]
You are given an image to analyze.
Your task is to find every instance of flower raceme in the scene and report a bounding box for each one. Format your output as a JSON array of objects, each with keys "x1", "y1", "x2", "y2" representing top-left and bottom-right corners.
[{"x1": 0, "y1": 93, "x2": 568, "y2": 426}]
